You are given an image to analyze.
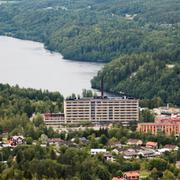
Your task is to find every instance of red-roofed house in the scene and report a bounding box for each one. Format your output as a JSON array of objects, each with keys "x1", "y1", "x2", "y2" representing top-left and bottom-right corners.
[
  {"x1": 48, "y1": 138, "x2": 64, "y2": 145},
  {"x1": 112, "y1": 177, "x2": 124, "y2": 180},
  {"x1": 8, "y1": 136, "x2": 25, "y2": 146},
  {"x1": 146, "y1": 141, "x2": 158, "y2": 149},
  {"x1": 124, "y1": 171, "x2": 140, "y2": 180}
]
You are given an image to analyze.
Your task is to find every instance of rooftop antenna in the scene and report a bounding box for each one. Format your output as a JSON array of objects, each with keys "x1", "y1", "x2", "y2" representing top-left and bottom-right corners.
[{"x1": 101, "y1": 76, "x2": 104, "y2": 98}]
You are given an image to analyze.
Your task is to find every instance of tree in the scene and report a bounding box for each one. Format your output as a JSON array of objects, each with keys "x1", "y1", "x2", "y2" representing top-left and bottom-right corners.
[
  {"x1": 26, "y1": 137, "x2": 33, "y2": 145},
  {"x1": 96, "y1": 165, "x2": 111, "y2": 180},
  {"x1": 99, "y1": 134, "x2": 108, "y2": 145},
  {"x1": 163, "y1": 170, "x2": 176, "y2": 180},
  {"x1": 148, "y1": 158, "x2": 168, "y2": 171},
  {"x1": 50, "y1": 149, "x2": 57, "y2": 160},
  {"x1": 82, "y1": 89, "x2": 93, "y2": 97},
  {"x1": 115, "y1": 170, "x2": 123, "y2": 177},
  {"x1": 80, "y1": 159, "x2": 98, "y2": 180},
  {"x1": 177, "y1": 172, "x2": 180, "y2": 180},
  {"x1": 150, "y1": 168, "x2": 159, "y2": 180},
  {"x1": 39, "y1": 134, "x2": 48, "y2": 144},
  {"x1": 29, "y1": 159, "x2": 63, "y2": 179},
  {"x1": 120, "y1": 137, "x2": 127, "y2": 144},
  {"x1": 2, "y1": 168, "x2": 24, "y2": 180},
  {"x1": 33, "y1": 113, "x2": 44, "y2": 127},
  {"x1": 140, "y1": 109, "x2": 155, "y2": 122}
]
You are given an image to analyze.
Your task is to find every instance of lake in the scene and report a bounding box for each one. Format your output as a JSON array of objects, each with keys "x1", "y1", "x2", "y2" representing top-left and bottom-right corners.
[{"x1": 0, "y1": 36, "x2": 104, "y2": 97}]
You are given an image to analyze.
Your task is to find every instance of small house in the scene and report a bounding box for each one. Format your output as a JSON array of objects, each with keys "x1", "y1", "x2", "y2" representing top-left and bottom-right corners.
[
  {"x1": 124, "y1": 171, "x2": 140, "y2": 180},
  {"x1": 164, "y1": 144, "x2": 179, "y2": 151},
  {"x1": 138, "y1": 149, "x2": 156, "y2": 158},
  {"x1": 146, "y1": 141, "x2": 158, "y2": 149},
  {"x1": 112, "y1": 177, "x2": 124, "y2": 180},
  {"x1": 8, "y1": 136, "x2": 25, "y2": 146},
  {"x1": 123, "y1": 149, "x2": 138, "y2": 159},
  {"x1": 91, "y1": 149, "x2": 106, "y2": 155},
  {"x1": 48, "y1": 138, "x2": 64, "y2": 145},
  {"x1": 127, "y1": 139, "x2": 143, "y2": 146},
  {"x1": 104, "y1": 152, "x2": 114, "y2": 161}
]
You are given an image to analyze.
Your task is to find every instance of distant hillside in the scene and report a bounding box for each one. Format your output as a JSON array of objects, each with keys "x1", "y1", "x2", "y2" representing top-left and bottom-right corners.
[
  {"x1": 0, "y1": 0, "x2": 179, "y2": 62},
  {"x1": 0, "y1": 0, "x2": 179, "y2": 105},
  {"x1": 91, "y1": 50, "x2": 180, "y2": 106}
]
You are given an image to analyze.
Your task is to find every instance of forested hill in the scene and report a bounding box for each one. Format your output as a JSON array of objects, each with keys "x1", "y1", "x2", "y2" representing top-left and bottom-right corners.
[
  {"x1": 91, "y1": 50, "x2": 180, "y2": 106},
  {"x1": 0, "y1": 83, "x2": 64, "y2": 117},
  {"x1": 0, "y1": 0, "x2": 179, "y2": 62},
  {"x1": 0, "y1": 0, "x2": 179, "y2": 105},
  {"x1": 0, "y1": 83, "x2": 64, "y2": 136}
]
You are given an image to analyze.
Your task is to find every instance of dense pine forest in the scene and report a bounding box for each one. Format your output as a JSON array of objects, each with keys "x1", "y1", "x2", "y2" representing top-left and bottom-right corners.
[
  {"x1": 0, "y1": 1, "x2": 180, "y2": 179},
  {"x1": 0, "y1": 0, "x2": 179, "y2": 105},
  {"x1": 92, "y1": 51, "x2": 180, "y2": 106},
  {"x1": 0, "y1": 0, "x2": 179, "y2": 61},
  {"x1": 0, "y1": 83, "x2": 63, "y2": 135}
]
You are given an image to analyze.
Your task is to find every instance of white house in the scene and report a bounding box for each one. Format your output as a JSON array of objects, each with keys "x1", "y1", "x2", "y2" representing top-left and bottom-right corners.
[{"x1": 90, "y1": 149, "x2": 106, "y2": 155}]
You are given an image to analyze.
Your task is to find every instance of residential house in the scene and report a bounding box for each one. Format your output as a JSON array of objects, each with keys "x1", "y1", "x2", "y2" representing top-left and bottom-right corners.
[
  {"x1": 138, "y1": 149, "x2": 157, "y2": 158},
  {"x1": 104, "y1": 152, "x2": 114, "y2": 161},
  {"x1": 109, "y1": 142, "x2": 122, "y2": 149},
  {"x1": 123, "y1": 149, "x2": 138, "y2": 159},
  {"x1": 8, "y1": 136, "x2": 25, "y2": 146},
  {"x1": 146, "y1": 141, "x2": 158, "y2": 149},
  {"x1": 112, "y1": 177, "x2": 124, "y2": 180},
  {"x1": 124, "y1": 171, "x2": 140, "y2": 180},
  {"x1": 123, "y1": 146, "x2": 161, "y2": 159},
  {"x1": 164, "y1": 144, "x2": 179, "y2": 151},
  {"x1": 91, "y1": 149, "x2": 106, "y2": 155},
  {"x1": 47, "y1": 138, "x2": 64, "y2": 145},
  {"x1": 127, "y1": 139, "x2": 143, "y2": 146},
  {"x1": 157, "y1": 148, "x2": 170, "y2": 154}
]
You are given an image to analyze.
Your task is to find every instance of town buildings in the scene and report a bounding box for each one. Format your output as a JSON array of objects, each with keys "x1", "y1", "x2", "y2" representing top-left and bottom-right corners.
[
  {"x1": 42, "y1": 95, "x2": 139, "y2": 126},
  {"x1": 64, "y1": 97, "x2": 139, "y2": 124},
  {"x1": 42, "y1": 112, "x2": 65, "y2": 128},
  {"x1": 127, "y1": 139, "x2": 143, "y2": 146},
  {"x1": 153, "y1": 106, "x2": 180, "y2": 118},
  {"x1": 137, "y1": 117, "x2": 180, "y2": 136}
]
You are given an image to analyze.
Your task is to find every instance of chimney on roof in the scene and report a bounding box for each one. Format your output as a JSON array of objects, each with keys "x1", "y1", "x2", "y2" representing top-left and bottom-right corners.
[{"x1": 101, "y1": 76, "x2": 104, "y2": 98}]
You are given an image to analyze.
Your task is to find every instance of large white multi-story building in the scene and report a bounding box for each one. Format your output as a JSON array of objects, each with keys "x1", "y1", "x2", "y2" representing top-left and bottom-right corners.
[{"x1": 64, "y1": 97, "x2": 139, "y2": 124}]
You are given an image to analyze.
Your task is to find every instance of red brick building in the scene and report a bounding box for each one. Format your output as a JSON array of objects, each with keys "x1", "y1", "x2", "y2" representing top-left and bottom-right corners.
[
  {"x1": 155, "y1": 117, "x2": 180, "y2": 123},
  {"x1": 137, "y1": 117, "x2": 180, "y2": 136}
]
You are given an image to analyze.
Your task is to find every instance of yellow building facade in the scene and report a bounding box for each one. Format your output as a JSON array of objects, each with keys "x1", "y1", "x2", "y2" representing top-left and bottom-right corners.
[{"x1": 64, "y1": 97, "x2": 139, "y2": 124}]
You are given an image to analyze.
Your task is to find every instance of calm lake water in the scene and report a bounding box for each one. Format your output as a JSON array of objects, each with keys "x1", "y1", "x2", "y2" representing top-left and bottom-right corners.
[{"x1": 0, "y1": 36, "x2": 104, "y2": 97}]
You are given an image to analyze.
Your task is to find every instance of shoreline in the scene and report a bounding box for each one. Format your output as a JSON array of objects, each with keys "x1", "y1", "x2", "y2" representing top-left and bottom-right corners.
[{"x1": 0, "y1": 35, "x2": 107, "y2": 97}]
